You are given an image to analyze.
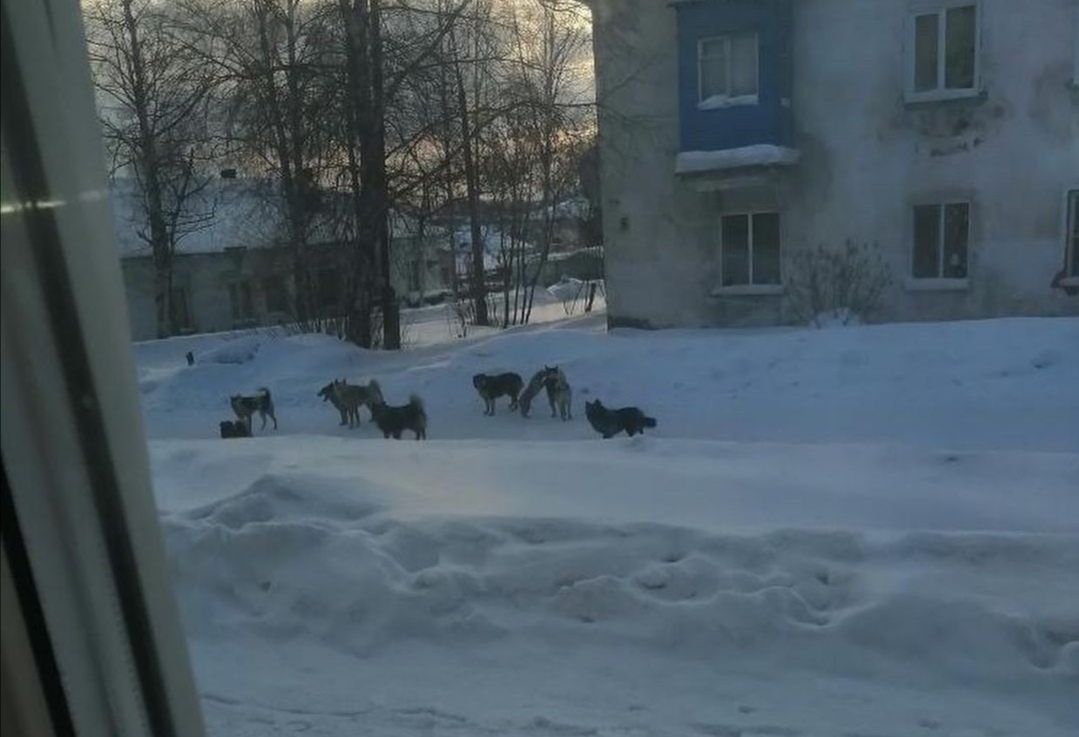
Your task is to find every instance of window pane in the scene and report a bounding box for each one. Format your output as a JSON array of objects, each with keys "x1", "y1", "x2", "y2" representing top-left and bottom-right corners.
[
  {"x1": 700, "y1": 42, "x2": 727, "y2": 100},
  {"x1": 751, "y1": 212, "x2": 781, "y2": 284},
  {"x1": 241, "y1": 282, "x2": 253, "y2": 318},
  {"x1": 945, "y1": 5, "x2": 977, "y2": 89},
  {"x1": 729, "y1": 34, "x2": 758, "y2": 97},
  {"x1": 942, "y1": 203, "x2": 969, "y2": 278},
  {"x1": 912, "y1": 204, "x2": 941, "y2": 278},
  {"x1": 171, "y1": 288, "x2": 190, "y2": 329},
  {"x1": 318, "y1": 268, "x2": 338, "y2": 309},
  {"x1": 721, "y1": 214, "x2": 750, "y2": 286},
  {"x1": 914, "y1": 13, "x2": 939, "y2": 92},
  {"x1": 264, "y1": 276, "x2": 289, "y2": 314},
  {"x1": 1068, "y1": 191, "x2": 1078, "y2": 277}
]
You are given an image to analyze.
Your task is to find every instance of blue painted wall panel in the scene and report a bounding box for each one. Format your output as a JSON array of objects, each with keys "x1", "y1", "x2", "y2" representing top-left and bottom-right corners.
[{"x1": 675, "y1": 0, "x2": 793, "y2": 152}]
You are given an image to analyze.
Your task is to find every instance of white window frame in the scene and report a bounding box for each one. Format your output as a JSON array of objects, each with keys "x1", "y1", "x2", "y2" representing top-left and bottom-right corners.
[
  {"x1": 906, "y1": 201, "x2": 971, "y2": 290},
  {"x1": 697, "y1": 33, "x2": 759, "y2": 110},
  {"x1": 1073, "y1": 3, "x2": 1079, "y2": 87},
  {"x1": 716, "y1": 210, "x2": 784, "y2": 295},
  {"x1": 905, "y1": 1, "x2": 982, "y2": 103},
  {"x1": 1062, "y1": 188, "x2": 1079, "y2": 286}
]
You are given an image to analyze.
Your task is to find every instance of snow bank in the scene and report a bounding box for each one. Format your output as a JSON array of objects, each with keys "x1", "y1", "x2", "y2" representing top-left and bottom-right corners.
[
  {"x1": 162, "y1": 467, "x2": 1079, "y2": 735},
  {"x1": 675, "y1": 145, "x2": 801, "y2": 174},
  {"x1": 196, "y1": 336, "x2": 263, "y2": 365}
]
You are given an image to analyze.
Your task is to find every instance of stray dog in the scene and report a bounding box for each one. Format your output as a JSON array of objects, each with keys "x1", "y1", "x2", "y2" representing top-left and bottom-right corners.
[
  {"x1": 544, "y1": 366, "x2": 573, "y2": 421},
  {"x1": 518, "y1": 368, "x2": 555, "y2": 418},
  {"x1": 584, "y1": 399, "x2": 656, "y2": 438},
  {"x1": 472, "y1": 372, "x2": 523, "y2": 415},
  {"x1": 370, "y1": 395, "x2": 427, "y2": 440},
  {"x1": 230, "y1": 387, "x2": 277, "y2": 432},
  {"x1": 218, "y1": 420, "x2": 251, "y2": 439},
  {"x1": 317, "y1": 381, "x2": 349, "y2": 426},
  {"x1": 330, "y1": 378, "x2": 383, "y2": 428}
]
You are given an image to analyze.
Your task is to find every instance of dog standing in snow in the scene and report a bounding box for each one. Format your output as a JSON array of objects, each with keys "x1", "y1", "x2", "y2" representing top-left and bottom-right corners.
[
  {"x1": 330, "y1": 378, "x2": 383, "y2": 428},
  {"x1": 584, "y1": 399, "x2": 655, "y2": 438},
  {"x1": 473, "y1": 372, "x2": 524, "y2": 415},
  {"x1": 370, "y1": 395, "x2": 427, "y2": 439},
  {"x1": 544, "y1": 366, "x2": 573, "y2": 421},
  {"x1": 230, "y1": 387, "x2": 277, "y2": 433},
  {"x1": 518, "y1": 367, "x2": 555, "y2": 418}
]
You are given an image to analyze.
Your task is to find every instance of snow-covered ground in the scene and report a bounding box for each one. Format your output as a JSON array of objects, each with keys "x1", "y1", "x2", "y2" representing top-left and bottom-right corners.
[{"x1": 137, "y1": 315, "x2": 1079, "y2": 736}]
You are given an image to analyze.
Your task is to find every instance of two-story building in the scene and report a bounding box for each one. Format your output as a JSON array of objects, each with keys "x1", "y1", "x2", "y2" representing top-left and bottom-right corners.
[{"x1": 590, "y1": 0, "x2": 1079, "y2": 327}]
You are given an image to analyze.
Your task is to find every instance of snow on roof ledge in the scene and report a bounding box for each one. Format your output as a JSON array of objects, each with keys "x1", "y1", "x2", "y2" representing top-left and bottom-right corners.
[{"x1": 675, "y1": 145, "x2": 800, "y2": 176}]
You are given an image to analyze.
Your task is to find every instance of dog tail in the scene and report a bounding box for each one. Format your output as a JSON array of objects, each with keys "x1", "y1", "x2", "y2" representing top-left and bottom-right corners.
[
  {"x1": 643, "y1": 416, "x2": 657, "y2": 428},
  {"x1": 409, "y1": 394, "x2": 428, "y2": 432}
]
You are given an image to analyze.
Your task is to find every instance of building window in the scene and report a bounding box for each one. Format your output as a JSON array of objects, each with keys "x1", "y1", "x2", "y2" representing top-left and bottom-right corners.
[
  {"x1": 912, "y1": 202, "x2": 969, "y2": 280},
  {"x1": 317, "y1": 268, "x2": 339, "y2": 310},
  {"x1": 1066, "y1": 190, "x2": 1079, "y2": 279},
  {"x1": 229, "y1": 280, "x2": 254, "y2": 321},
  {"x1": 698, "y1": 33, "x2": 758, "y2": 108},
  {"x1": 170, "y1": 287, "x2": 192, "y2": 330},
  {"x1": 263, "y1": 275, "x2": 290, "y2": 314},
  {"x1": 407, "y1": 259, "x2": 423, "y2": 292},
  {"x1": 720, "y1": 212, "x2": 780, "y2": 286},
  {"x1": 909, "y1": 3, "x2": 979, "y2": 100}
]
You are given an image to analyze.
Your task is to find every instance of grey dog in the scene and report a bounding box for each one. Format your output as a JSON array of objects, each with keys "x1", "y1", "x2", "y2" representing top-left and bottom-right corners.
[{"x1": 230, "y1": 387, "x2": 277, "y2": 433}]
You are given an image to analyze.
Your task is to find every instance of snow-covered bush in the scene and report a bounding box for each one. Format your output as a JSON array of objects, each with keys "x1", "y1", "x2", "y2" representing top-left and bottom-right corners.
[{"x1": 785, "y1": 240, "x2": 892, "y2": 327}]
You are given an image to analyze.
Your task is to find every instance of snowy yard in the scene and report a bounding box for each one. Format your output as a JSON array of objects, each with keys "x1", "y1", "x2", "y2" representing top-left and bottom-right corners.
[{"x1": 137, "y1": 315, "x2": 1079, "y2": 737}]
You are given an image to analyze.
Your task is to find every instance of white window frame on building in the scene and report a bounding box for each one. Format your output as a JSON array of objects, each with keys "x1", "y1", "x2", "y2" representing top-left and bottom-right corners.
[
  {"x1": 170, "y1": 284, "x2": 193, "y2": 333},
  {"x1": 228, "y1": 279, "x2": 255, "y2": 324},
  {"x1": 906, "y1": 1, "x2": 981, "y2": 103},
  {"x1": 907, "y1": 201, "x2": 971, "y2": 290},
  {"x1": 716, "y1": 211, "x2": 783, "y2": 294},
  {"x1": 697, "y1": 32, "x2": 759, "y2": 109},
  {"x1": 1063, "y1": 188, "x2": 1079, "y2": 285},
  {"x1": 262, "y1": 274, "x2": 290, "y2": 315}
]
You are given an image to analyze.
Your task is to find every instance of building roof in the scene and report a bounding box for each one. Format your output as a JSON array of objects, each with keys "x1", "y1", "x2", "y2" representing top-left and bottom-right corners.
[{"x1": 112, "y1": 178, "x2": 424, "y2": 258}]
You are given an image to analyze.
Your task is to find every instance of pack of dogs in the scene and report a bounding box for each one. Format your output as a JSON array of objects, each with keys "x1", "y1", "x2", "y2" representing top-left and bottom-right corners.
[{"x1": 221, "y1": 365, "x2": 656, "y2": 441}]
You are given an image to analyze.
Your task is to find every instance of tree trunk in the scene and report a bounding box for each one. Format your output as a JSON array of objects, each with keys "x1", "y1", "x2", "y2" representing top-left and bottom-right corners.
[{"x1": 451, "y1": 31, "x2": 489, "y2": 327}]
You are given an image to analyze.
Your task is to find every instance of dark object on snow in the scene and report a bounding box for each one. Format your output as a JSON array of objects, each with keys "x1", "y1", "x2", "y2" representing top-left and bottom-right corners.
[
  {"x1": 584, "y1": 399, "x2": 656, "y2": 439},
  {"x1": 219, "y1": 420, "x2": 251, "y2": 439},
  {"x1": 370, "y1": 395, "x2": 427, "y2": 440},
  {"x1": 186, "y1": 351, "x2": 195, "y2": 366},
  {"x1": 472, "y1": 372, "x2": 524, "y2": 415}
]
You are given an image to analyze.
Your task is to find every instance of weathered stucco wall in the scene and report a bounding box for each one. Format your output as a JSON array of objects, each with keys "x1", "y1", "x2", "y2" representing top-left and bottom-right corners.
[{"x1": 594, "y1": 0, "x2": 1079, "y2": 328}]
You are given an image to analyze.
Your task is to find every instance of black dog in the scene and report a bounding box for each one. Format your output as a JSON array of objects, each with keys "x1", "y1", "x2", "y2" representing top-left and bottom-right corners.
[
  {"x1": 472, "y1": 372, "x2": 524, "y2": 415},
  {"x1": 370, "y1": 395, "x2": 427, "y2": 440},
  {"x1": 584, "y1": 399, "x2": 657, "y2": 439},
  {"x1": 219, "y1": 420, "x2": 252, "y2": 439}
]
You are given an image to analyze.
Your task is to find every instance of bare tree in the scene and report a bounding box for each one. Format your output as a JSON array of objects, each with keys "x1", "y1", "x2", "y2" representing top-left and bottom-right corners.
[{"x1": 86, "y1": 0, "x2": 220, "y2": 337}]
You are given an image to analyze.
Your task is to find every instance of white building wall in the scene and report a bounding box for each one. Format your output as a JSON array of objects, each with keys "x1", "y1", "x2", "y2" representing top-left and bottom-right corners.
[{"x1": 593, "y1": 0, "x2": 1079, "y2": 327}]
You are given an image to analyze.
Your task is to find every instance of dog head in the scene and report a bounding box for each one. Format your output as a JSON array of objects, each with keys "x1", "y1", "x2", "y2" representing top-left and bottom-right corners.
[
  {"x1": 472, "y1": 374, "x2": 487, "y2": 390},
  {"x1": 585, "y1": 399, "x2": 603, "y2": 414},
  {"x1": 317, "y1": 382, "x2": 334, "y2": 402}
]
